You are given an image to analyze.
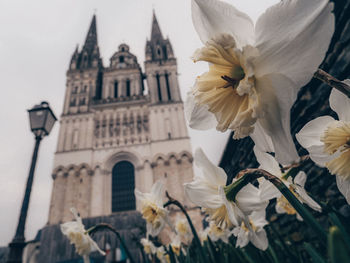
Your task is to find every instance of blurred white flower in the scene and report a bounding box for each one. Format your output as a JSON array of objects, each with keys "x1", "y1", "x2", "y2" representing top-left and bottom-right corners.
[
  {"x1": 156, "y1": 246, "x2": 170, "y2": 263},
  {"x1": 184, "y1": 148, "x2": 267, "y2": 229},
  {"x1": 60, "y1": 208, "x2": 105, "y2": 263},
  {"x1": 254, "y1": 147, "x2": 321, "y2": 220},
  {"x1": 169, "y1": 235, "x2": 185, "y2": 257},
  {"x1": 206, "y1": 221, "x2": 232, "y2": 243},
  {"x1": 296, "y1": 84, "x2": 350, "y2": 204},
  {"x1": 232, "y1": 209, "x2": 268, "y2": 250},
  {"x1": 141, "y1": 238, "x2": 156, "y2": 256},
  {"x1": 135, "y1": 181, "x2": 171, "y2": 236},
  {"x1": 198, "y1": 229, "x2": 208, "y2": 244},
  {"x1": 175, "y1": 216, "x2": 193, "y2": 244},
  {"x1": 186, "y1": 0, "x2": 334, "y2": 165}
]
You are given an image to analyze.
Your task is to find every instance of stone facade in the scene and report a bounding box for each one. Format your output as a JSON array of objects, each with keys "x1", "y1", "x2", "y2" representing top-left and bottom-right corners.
[{"x1": 48, "y1": 13, "x2": 195, "y2": 226}]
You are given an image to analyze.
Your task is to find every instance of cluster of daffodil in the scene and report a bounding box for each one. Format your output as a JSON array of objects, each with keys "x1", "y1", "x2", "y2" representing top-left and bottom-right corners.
[
  {"x1": 60, "y1": 0, "x2": 350, "y2": 262},
  {"x1": 138, "y1": 0, "x2": 350, "y2": 260}
]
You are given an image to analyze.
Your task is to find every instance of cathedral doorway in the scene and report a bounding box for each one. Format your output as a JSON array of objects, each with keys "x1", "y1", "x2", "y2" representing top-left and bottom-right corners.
[{"x1": 111, "y1": 161, "x2": 136, "y2": 212}]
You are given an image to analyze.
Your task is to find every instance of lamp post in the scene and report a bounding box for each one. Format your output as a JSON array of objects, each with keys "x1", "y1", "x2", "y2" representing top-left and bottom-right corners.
[{"x1": 7, "y1": 101, "x2": 57, "y2": 263}]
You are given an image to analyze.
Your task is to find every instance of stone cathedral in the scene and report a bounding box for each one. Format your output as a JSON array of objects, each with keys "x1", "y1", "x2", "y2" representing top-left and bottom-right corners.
[{"x1": 35, "y1": 13, "x2": 196, "y2": 262}]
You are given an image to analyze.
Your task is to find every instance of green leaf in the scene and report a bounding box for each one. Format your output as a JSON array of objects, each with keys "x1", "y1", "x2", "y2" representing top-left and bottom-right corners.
[
  {"x1": 266, "y1": 245, "x2": 280, "y2": 263},
  {"x1": 303, "y1": 242, "x2": 326, "y2": 263},
  {"x1": 328, "y1": 226, "x2": 350, "y2": 263},
  {"x1": 225, "y1": 170, "x2": 327, "y2": 244},
  {"x1": 328, "y1": 212, "x2": 350, "y2": 250}
]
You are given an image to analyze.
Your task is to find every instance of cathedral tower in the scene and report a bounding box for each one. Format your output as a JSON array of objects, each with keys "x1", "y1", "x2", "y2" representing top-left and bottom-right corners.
[{"x1": 48, "y1": 13, "x2": 194, "y2": 226}]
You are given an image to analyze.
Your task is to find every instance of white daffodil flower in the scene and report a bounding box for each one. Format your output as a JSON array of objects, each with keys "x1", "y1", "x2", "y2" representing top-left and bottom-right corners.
[
  {"x1": 198, "y1": 229, "x2": 208, "y2": 244},
  {"x1": 175, "y1": 216, "x2": 193, "y2": 244},
  {"x1": 296, "y1": 84, "x2": 350, "y2": 204},
  {"x1": 184, "y1": 148, "x2": 267, "y2": 229},
  {"x1": 156, "y1": 246, "x2": 170, "y2": 263},
  {"x1": 186, "y1": 0, "x2": 334, "y2": 165},
  {"x1": 135, "y1": 181, "x2": 172, "y2": 237},
  {"x1": 60, "y1": 208, "x2": 105, "y2": 263},
  {"x1": 232, "y1": 209, "x2": 268, "y2": 250},
  {"x1": 254, "y1": 147, "x2": 321, "y2": 220},
  {"x1": 141, "y1": 238, "x2": 156, "y2": 256},
  {"x1": 169, "y1": 235, "x2": 186, "y2": 257},
  {"x1": 206, "y1": 221, "x2": 232, "y2": 243}
]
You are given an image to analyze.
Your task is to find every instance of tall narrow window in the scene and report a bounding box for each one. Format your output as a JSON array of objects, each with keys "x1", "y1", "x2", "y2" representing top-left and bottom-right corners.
[
  {"x1": 165, "y1": 73, "x2": 171, "y2": 101},
  {"x1": 126, "y1": 79, "x2": 131, "y2": 97},
  {"x1": 95, "y1": 71, "x2": 103, "y2": 100},
  {"x1": 70, "y1": 98, "x2": 76, "y2": 106},
  {"x1": 156, "y1": 74, "x2": 162, "y2": 102},
  {"x1": 112, "y1": 161, "x2": 135, "y2": 212},
  {"x1": 114, "y1": 81, "x2": 119, "y2": 98}
]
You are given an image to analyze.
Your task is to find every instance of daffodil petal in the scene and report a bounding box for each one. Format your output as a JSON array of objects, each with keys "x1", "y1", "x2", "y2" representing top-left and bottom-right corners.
[
  {"x1": 185, "y1": 91, "x2": 217, "y2": 130},
  {"x1": 308, "y1": 145, "x2": 334, "y2": 167},
  {"x1": 194, "y1": 148, "x2": 227, "y2": 186},
  {"x1": 294, "y1": 171, "x2": 307, "y2": 187},
  {"x1": 256, "y1": 73, "x2": 299, "y2": 165},
  {"x1": 253, "y1": 146, "x2": 281, "y2": 176},
  {"x1": 219, "y1": 186, "x2": 240, "y2": 226},
  {"x1": 184, "y1": 182, "x2": 223, "y2": 208},
  {"x1": 150, "y1": 180, "x2": 164, "y2": 205},
  {"x1": 254, "y1": 0, "x2": 334, "y2": 88},
  {"x1": 259, "y1": 178, "x2": 281, "y2": 202},
  {"x1": 295, "y1": 186, "x2": 322, "y2": 212},
  {"x1": 329, "y1": 83, "x2": 350, "y2": 122},
  {"x1": 250, "y1": 209, "x2": 268, "y2": 228},
  {"x1": 147, "y1": 220, "x2": 164, "y2": 237},
  {"x1": 90, "y1": 238, "x2": 106, "y2": 256},
  {"x1": 336, "y1": 175, "x2": 350, "y2": 205},
  {"x1": 250, "y1": 121, "x2": 274, "y2": 153},
  {"x1": 251, "y1": 229, "x2": 268, "y2": 251},
  {"x1": 191, "y1": 0, "x2": 254, "y2": 48},
  {"x1": 236, "y1": 183, "x2": 267, "y2": 214},
  {"x1": 296, "y1": 116, "x2": 335, "y2": 148}
]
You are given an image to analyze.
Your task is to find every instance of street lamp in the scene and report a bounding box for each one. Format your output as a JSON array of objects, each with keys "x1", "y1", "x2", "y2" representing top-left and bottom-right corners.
[{"x1": 7, "y1": 101, "x2": 57, "y2": 263}]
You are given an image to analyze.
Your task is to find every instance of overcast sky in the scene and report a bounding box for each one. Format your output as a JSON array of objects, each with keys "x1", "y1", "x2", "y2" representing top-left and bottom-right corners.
[{"x1": 0, "y1": 0, "x2": 277, "y2": 246}]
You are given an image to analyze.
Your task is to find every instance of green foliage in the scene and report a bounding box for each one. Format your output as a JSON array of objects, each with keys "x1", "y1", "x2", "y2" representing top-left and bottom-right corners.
[{"x1": 328, "y1": 226, "x2": 350, "y2": 263}]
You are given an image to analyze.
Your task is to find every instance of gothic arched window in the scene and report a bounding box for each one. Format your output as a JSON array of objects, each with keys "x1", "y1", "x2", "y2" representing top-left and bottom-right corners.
[
  {"x1": 126, "y1": 79, "x2": 131, "y2": 97},
  {"x1": 156, "y1": 74, "x2": 162, "y2": 102},
  {"x1": 111, "y1": 161, "x2": 136, "y2": 212},
  {"x1": 114, "y1": 81, "x2": 119, "y2": 98},
  {"x1": 165, "y1": 73, "x2": 171, "y2": 101}
]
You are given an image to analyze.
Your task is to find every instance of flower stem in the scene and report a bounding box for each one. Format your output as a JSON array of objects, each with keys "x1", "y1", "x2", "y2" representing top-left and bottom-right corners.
[
  {"x1": 87, "y1": 223, "x2": 136, "y2": 263},
  {"x1": 314, "y1": 69, "x2": 350, "y2": 98},
  {"x1": 225, "y1": 168, "x2": 327, "y2": 244},
  {"x1": 163, "y1": 191, "x2": 209, "y2": 263}
]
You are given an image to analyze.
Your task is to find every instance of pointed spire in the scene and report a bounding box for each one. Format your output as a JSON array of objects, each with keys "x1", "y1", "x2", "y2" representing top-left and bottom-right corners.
[
  {"x1": 82, "y1": 15, "x2": 98, "y2": 54},
  {"x1": 151, "y1": 11, "x2": 163, "y2": 41}
]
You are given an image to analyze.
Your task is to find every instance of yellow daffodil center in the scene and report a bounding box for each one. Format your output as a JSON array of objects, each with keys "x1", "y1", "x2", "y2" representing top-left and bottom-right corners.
[
  {"x1": 209, "y1": 223, "x2": 225, "y2": 237},
  {"x1": 157, "y1": 250, "x2": 170, "y2": 263},
  {"x1": 192, "y1": 34, "x2": 260, "y2": 139},
  {"x1": 67, "y1": 232, "x2": 90, "y2": 255},
  {"x1": 321, "y1": 121, "x2": 350, "y2": 179},
  {"x1": 277, "y1": 185, "x2": 299, "y2": 215},
  {"x1": 143, "y1": 244, "x2": 152, "y2": 254},
  {"x1": 176, "y1": 221, "x2": 189, "y2": 235},
  {"x1": 202, "y1": 205, "x2": 234, "y2": 229},
  {"x1": 171, "y1": 245, "x2": 181, "y2": 256},
  {"x1": 141, "y1": 201, "x2": 165, "y2": 228},
  {"x1": 277, "y1": 196, "x2": 297, "y2": 215},
  {"x1": 241, "y1": 220, "x2": 257, "y2": 233}
]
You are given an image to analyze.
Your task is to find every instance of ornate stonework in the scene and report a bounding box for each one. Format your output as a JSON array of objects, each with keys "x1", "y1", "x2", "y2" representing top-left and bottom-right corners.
[{"x1": 48, "y1": 13, "x2": 195, "y2": 226}]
